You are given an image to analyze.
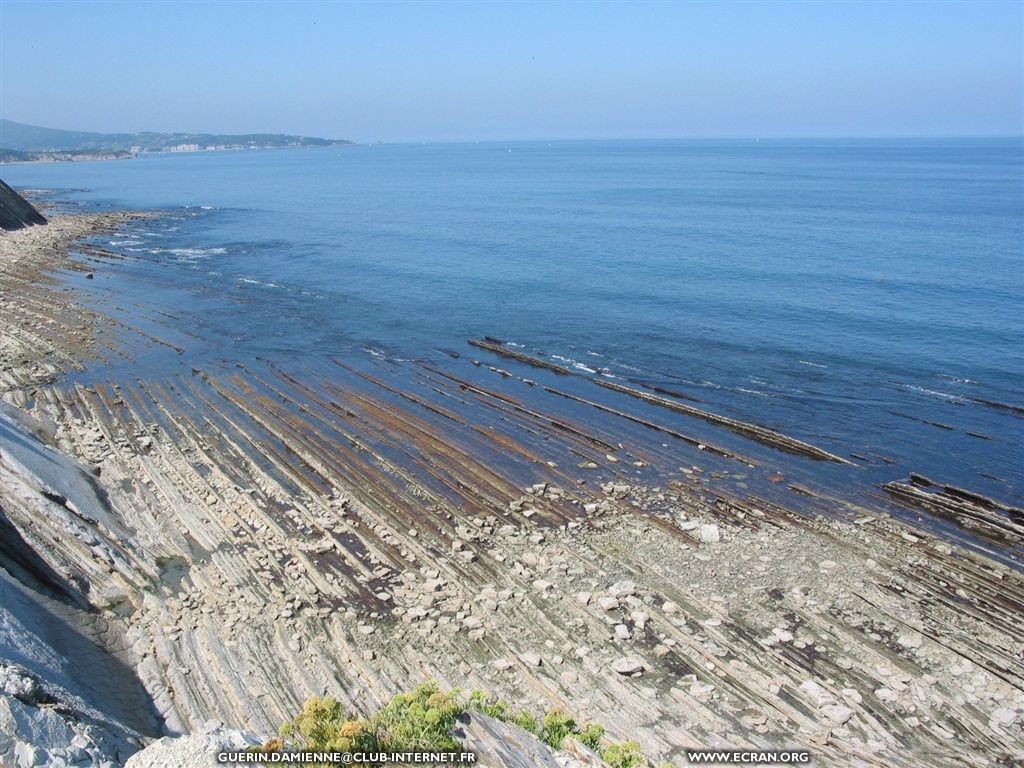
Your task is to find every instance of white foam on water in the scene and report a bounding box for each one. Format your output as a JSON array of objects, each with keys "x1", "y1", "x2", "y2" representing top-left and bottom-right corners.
[{"x1": 898, "y1": 384, "x2": 964, "y2": 402}]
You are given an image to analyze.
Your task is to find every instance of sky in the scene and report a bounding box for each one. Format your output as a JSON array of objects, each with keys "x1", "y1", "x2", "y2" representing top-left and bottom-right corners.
[{"x1": 1, "y1": 0, "x2": 1021, "y2": 142}]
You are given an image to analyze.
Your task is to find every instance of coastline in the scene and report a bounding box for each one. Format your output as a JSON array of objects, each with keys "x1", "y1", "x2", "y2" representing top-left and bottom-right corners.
[{"x1": 1, "y1": 211, "x2": 1022, "y2": 765}]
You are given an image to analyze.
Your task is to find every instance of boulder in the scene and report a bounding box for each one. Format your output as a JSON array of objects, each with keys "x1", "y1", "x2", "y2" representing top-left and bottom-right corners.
[
  {"x1": 125, "y1": 723, "x2": 260, "y2": 768},
  {"x1": 611, "y1": 657, "x2": 645, "y2": 676}
]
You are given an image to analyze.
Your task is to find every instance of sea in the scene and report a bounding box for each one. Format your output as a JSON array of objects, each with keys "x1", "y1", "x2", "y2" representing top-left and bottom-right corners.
[{"x1": 4, "y1": 139, "x2": 1022, "y2": 505}]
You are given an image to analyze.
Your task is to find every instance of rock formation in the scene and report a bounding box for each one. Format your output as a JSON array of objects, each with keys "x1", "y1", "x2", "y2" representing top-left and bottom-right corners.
[
  {"x1": 1, "y1": 211, "x2": 1023, "y2": 766},
  {"x1": 0, "y1": 181, "x2": 47, "y2": 231}
]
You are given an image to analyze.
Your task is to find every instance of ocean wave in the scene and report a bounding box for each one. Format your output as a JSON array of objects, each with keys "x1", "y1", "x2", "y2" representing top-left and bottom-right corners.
[
  {"x1": 146, "y1": 246, "x2": 227, "y2": 258},
  {"x1": 572, "y1": 362, "x2": 597, "y2": 374},
  {"x1": 938, "y1": 374, "x2": 979, "y2": 385},
  {"x1": 799, "y1": 360, "x2": 827, "y2": 368},
  {"x1": 238, "y1": 277, "x2": 283, "y2": 288},
  {"x1": 893, "y1": 383, "x2": 965, "y2": 402},
  {"x1": 736, "y1": 387, "x2": 770, "y2": 397}
]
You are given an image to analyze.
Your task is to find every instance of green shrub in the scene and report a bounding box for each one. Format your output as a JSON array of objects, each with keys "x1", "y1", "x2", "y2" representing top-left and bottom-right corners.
[
  {"x1": 602, "y1": 740, "x2": 647, "y2": 768},
  {"x1": 467, "y1": 689, "x2": 540, "y2": 740},
  {"x1": 467, "y1": 689, "x2": 510, "y2": 720},
  {"x1": 277, "y1": 682, "x2": 652, "y2": 767},
  {"x1": 279, "y1": 696, "x2": 378, "y2": 752},
  {"x1": 509, "y1": 709, "x2": 539, "y2": 735},
  {"x1": 539, "y1": 709, "x2": 577, "y2": 749},
  {"x1": 577, "y1": 721, "x2": 605, "y2": 750},
  {"x1": 371, "y1": 682, "x2": 463, "y2": 751}
]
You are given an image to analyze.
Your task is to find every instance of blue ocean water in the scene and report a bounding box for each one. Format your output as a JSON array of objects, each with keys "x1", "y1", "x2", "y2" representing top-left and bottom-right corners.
[{"x1": 4, "y1": 139, "x2": 1023, "y2": 500}]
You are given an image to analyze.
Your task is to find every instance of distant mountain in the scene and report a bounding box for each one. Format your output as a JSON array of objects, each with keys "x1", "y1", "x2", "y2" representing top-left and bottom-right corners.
[{"x1": 0, "y1": 119, "x2": 354, "y2": 153}]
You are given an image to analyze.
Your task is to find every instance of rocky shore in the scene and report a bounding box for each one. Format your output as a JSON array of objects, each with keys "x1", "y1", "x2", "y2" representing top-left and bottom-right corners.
[{"x1": 1, "y1": 211, "x2": 1022, "y2": 766}]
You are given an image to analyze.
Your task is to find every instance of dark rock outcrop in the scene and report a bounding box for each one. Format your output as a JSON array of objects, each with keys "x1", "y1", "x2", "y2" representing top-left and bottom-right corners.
[{"x1": 0, "y1": 180, "x2": 46, "y2": 231}]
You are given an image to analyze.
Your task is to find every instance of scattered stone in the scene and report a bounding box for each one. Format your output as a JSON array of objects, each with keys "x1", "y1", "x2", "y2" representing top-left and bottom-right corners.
[
  {"x1": 741, "y1": 708, "x2": 768, "y2": 726},
  {"x1": 698, "y1": 524, "x2": 720, "y2": 544},
  {"x1": 608, "y1": 580, "x2": 637, "y2": 598},
  {"x1": 597, "y1": 596, "x2": 620, "y2": 611},
  {"x1": 896, "y1": 632, "x2": 923, "y2": 650},
  {"x1": 822, "y1": 704, "x2": 855, "y2": 725},
  {"x1": 611, "y1": 657, "x2": 644, "y2": 677},
  {"x1": 991, "y1": 708, "x2": 1018, "y2": 727},
  {"x1": 799, "y1": 680, "x2": 836, "y2": 708}
]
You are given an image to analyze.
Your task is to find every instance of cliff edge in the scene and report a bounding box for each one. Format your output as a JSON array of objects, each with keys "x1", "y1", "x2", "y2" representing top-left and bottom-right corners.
[{"x1": 0, "y1": 181, "x2": 47, "y2": 231}]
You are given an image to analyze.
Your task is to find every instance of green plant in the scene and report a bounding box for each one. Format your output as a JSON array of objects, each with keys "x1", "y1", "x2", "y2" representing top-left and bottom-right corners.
[
  {"x1": 509, "y1": 709, "x2": 539, "y2": 735},
  {"x1": 371, "y1": 681, "x2": 463, "y2": 751},
  {"x1": 467, "y1": 689, "x2": 540, "y2": 739},
  {"x1": 577, "y1": 721, "x2": 605, "y2": 750},
  {"x1": 602, "y1": 740, "x2": 647, "y2": 768},
  {"x1": 539, "y1": 709, "x2": 576, "y2": 749},
  {"x1": 279, "y1": 696, "x2": 378, "y2": 752},
  {"x1": 276, "y1": 682, "x2": 653, "y2": 767},
  {"x1": 468, "y1": 689, "x2": 510, "y2": 720},
  {"x1": 468, "y1": 691, "x2": 605, "y2": 752}
]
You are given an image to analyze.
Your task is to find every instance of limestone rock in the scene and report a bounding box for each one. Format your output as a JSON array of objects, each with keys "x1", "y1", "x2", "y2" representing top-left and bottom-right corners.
[
  {"x1": 611, "y1": 657, "x2": 644, "y2": 676},
  {"x1": 125, "y1": 723, "x2": 260, "y2": 768}
]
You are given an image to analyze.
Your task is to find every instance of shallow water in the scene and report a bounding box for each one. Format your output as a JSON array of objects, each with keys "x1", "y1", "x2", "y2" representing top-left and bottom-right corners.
[{"x1": 5, "y1": 138, "x2": 1022, "y2": 501}]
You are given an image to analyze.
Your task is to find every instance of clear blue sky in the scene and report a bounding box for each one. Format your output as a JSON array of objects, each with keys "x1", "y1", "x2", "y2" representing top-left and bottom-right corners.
[{"x1": 1, "y1": 0, "x2": 1021, "y2": 141}]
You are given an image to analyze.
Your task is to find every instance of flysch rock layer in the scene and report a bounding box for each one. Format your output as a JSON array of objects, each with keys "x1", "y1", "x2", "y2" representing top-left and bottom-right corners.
[
  {"x1": 0, "y1": 212, "x2": 1022, "y2": 767},
  {"x1": 0, "y1": 180, "x2": 47, "y2": 232}
]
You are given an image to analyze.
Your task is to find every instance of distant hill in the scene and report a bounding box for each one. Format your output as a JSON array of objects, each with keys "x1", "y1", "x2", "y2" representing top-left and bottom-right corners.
[{"x1": 0, "y1": 118, "x2": 354, "y2": 154}]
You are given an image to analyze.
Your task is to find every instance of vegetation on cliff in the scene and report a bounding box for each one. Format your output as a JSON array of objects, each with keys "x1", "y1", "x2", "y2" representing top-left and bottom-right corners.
[{"x1": 265, "y1": 682, "x2": 652, "y2": 767}]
